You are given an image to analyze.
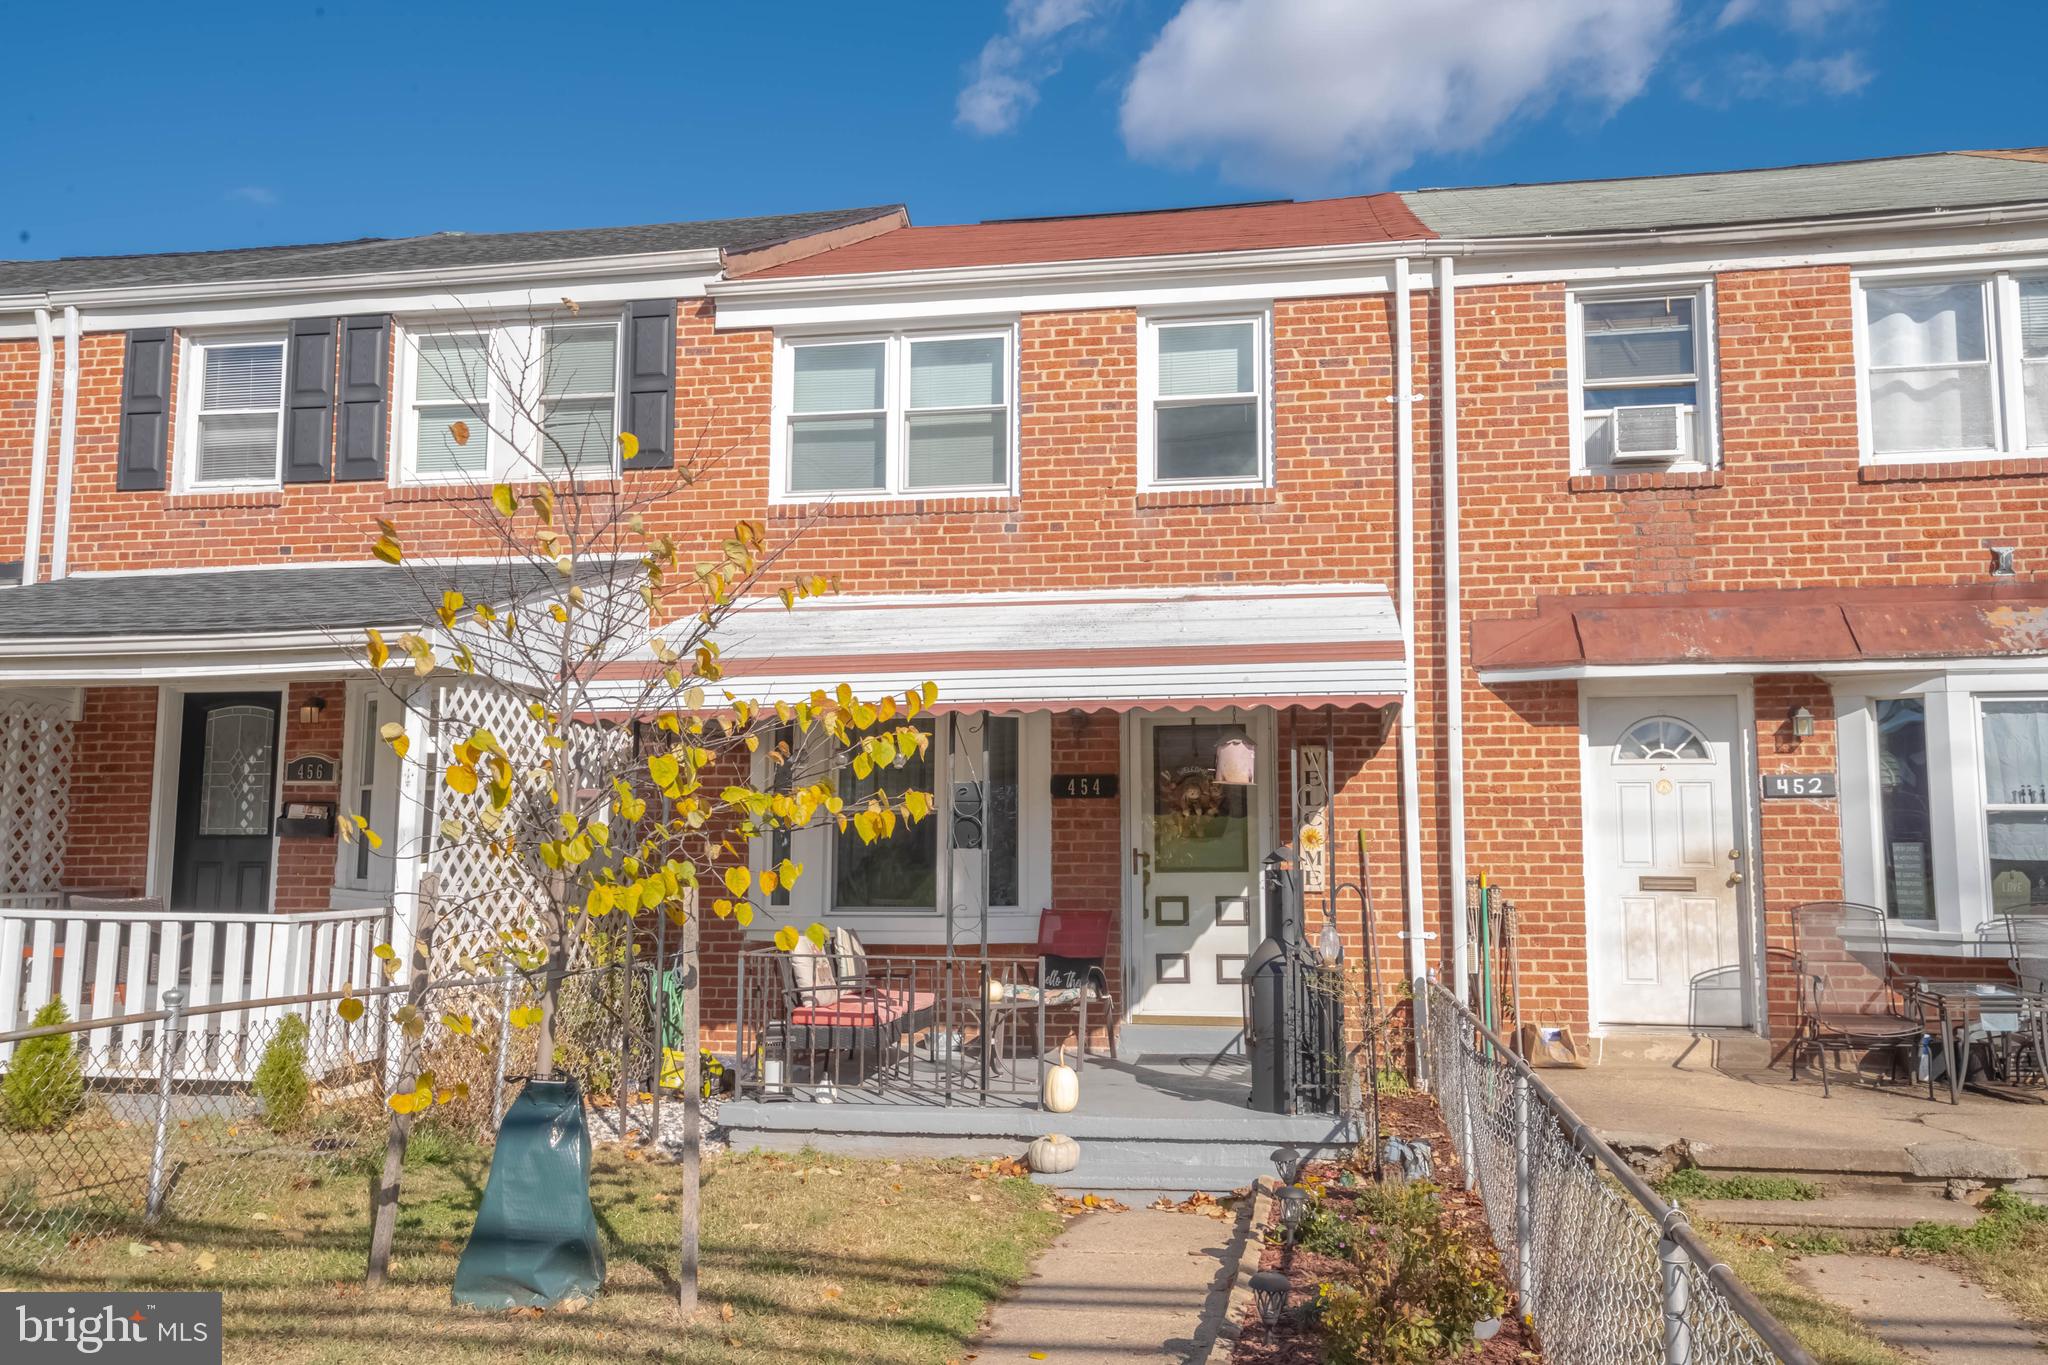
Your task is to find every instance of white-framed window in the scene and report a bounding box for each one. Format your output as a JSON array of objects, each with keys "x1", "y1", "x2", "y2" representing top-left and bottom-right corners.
[
  {"x1": 179, "y1": 333, "x2": 288, "y2": 489},
  {"x1": 773, "y1": 327, "x2": 1014, "y2": 500},
  {"x1": 1138, "y1": 313, "x2": 1270, "y2": 488},
  {"x1": 1567, "y1": 286, "x2": 1715, "y2": 473},
  {"x1": 1855, "y1": 267, "x2": 2048, "y2": 463},
  {"x1": 1841, "y1": 674, "x2": 2048, "y2": 941},
  {"x1": 754, "y1": 711, "x2": 1050, "y2": 941},
  {"x1": 398, "y1": 316, "x2": 621, "y2": 484}
]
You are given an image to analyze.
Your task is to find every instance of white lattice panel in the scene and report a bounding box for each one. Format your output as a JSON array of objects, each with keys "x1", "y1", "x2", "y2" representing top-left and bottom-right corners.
[{"x1": 0, "y1": 692, "x2": 76, "y2": 897}]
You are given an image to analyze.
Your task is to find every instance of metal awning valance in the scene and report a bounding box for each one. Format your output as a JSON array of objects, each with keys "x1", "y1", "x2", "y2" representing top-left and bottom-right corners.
[
  {"x1": 1472, "y1": 582, "x2": 2048, "y2": 681},
  {"x1": 690, "y1": 584, "x2": 1407, "y2": 713}
]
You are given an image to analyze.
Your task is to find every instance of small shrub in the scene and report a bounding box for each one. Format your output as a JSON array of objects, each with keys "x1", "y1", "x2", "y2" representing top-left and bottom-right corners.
[
  {"x1": 1373, "y1": 1066, "x2": 1412, "y2": 1097},
  {"x1": 2, "y1": 1000, "x2": 86, "y2": 1132},
  {"x1": 1659, "y1": 1168, "x2": 1820, "y2": 1203},
  {"x1": 252, "y1": 1015, "x2": 313, "y2": 1132},
  {"x1": 1313, "y1": 1181, "x2": 1505, "y2": 1365}
]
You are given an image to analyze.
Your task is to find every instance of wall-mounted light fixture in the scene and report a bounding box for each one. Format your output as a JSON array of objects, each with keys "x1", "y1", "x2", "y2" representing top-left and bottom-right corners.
[
  {"x1": 1789, "y1": 705, "x2": 1815, "y2": 740},
  {"x1": 299, "y1": 696, "x2": 327, "y2": 725},
  {"x1": 1992, "y1": 546, "x2": 2017, "y2": 577},
  {"x1": 1216, "y1": 734, "x2": 1257, "y2": 786}
]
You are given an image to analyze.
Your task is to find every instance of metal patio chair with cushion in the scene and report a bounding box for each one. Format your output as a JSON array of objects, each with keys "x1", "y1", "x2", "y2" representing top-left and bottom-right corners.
[
  {"x1": 1788, "y1": 900, "x2": 1933, "y2": 1100},
  {"x1": 767, "y1": 930, "x2": 936, "y2": 1091},
  {"x1": 2007, "y1": 913, "x2": 2048, "y2": 1084},
  {"x1": 986, "y1": 908, "x2": 1117, "y2": 1073}
]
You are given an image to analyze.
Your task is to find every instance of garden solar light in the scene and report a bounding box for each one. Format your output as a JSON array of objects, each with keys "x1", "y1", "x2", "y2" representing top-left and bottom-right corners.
[
  {"x1": 1279, "y1": 1185, "x2": 1309, "y2": 1241},
  {"x1": 1270, "y1": 1145, "x2": 1302, "y2": 1182},
  {"x1": 1251, "y1": 1270, "x2": 1292, "y2": 1326}
]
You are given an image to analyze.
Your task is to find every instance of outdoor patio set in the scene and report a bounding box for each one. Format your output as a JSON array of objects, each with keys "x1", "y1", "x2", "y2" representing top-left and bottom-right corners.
[{"x1": 1789, "y1": 900, "x2": 2048, "y2": 1104}]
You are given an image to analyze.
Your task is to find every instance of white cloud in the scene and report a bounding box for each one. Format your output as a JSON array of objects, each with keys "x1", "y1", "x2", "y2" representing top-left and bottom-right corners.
[
  {"x1": 226, "y1": 186, "x2": 279, "y2": 207},
  {"x1": 1716, "y1": 0, "x2": 1859, "y2": 33},
  {"x1": 1118, "y1": 0, "x2": 1680, "y2": 189},
  {"x1": 957, "y1": 0, "x2": 1115, "y2": 136},
  {"x1": 1683, "y1": 49, "x2": 1872, "y2": 105}
]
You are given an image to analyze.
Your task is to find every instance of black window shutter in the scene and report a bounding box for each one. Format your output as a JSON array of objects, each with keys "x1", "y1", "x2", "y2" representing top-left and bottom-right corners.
[
  {"x1": 619, "y1": 299, "x2": 676, "y2": 469},
  {"x1": 117, "y1": 328, "x2": 172, "y2": 491},
  {"x1": 282, "y1": 317, "x2": 337, "y2": 483},
  {"x1": 336, "y1": 315, "x2": 391, "y2": 481}
]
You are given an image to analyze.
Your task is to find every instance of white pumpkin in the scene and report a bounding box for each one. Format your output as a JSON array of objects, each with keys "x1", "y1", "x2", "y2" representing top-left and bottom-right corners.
[
  {"x1": 1027, "y1": 1133, "x2": 1080, "y2": 1174},
  {"x1": 1041, "y1": 1045, "x2": 1080, "y2": 1114},
  {"x1": 985, "y1": 977, "x2": 1008, "y2": 1005}
]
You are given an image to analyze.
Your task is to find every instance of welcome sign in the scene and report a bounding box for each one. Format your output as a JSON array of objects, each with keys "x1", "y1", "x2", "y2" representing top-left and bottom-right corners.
[{"x1": 3, "y1": 1293, "x2": 221, "y2": 1364}]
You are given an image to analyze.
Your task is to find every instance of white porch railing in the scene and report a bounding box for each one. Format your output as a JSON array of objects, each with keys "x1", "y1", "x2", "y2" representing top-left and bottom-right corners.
[{"x1": 0, "y1": 905, "x2": 390, "y2": 1078}]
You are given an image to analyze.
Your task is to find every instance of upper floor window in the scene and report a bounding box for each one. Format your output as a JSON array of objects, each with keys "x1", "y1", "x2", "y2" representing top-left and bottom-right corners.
[
  {"x1": 1572, "y1": 290, "x2": 1713, "y2": 472},
  {"x1": 776, "y1": 329, "x2": 1013, "y2": 499},
  {"x1": 400, "y1": 318, "x2": 620, "y2": 483},
  {"x1": 184, "y1": 336, "x2": 287, "y2": 488},
  {"x1": 1140, "y1": 314, "x2": 1269, "y2": 488},
  {"x1": 1859, "y1": 270, "x2": 2048, "y2": 463}
]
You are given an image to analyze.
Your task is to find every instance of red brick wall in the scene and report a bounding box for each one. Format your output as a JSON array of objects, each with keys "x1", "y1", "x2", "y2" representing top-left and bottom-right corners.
[
  {"x1": 1449, "y1": 264, "x2": 2048, "y2": 1039},
  {"x1": 62, "y1": 687, "x2": 157, "y2": 897}
]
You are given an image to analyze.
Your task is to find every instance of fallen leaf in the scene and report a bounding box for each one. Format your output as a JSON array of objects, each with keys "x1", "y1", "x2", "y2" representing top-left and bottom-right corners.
[
  {"x1": 195, "y1": 1252, "x2": 217, "y2": 1273},
  {"x1": 720, "y1": 1303, "x2": 735, "y2": 1322},
  {"x1": 125, "y1": 1242, "x2": 153, "y2": 1258},
  {"x1": 822, "y1": 1284, "x2": 843, "y2": 1301}
]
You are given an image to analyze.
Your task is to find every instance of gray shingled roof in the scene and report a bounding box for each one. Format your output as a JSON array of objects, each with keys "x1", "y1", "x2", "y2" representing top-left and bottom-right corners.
[
  {"x1": 0, "y1": 563, "x2": 566, "y2": 639},
  {"x1": 1401, "y1": 151, "x2": 2048, "y2": 239},
  {"x1": 0, "y1": 205, "x2": 902, "y2": 298}
]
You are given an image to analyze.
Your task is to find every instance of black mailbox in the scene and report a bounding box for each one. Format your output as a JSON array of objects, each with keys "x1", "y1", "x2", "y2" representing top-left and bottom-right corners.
[{"x1": 275, "y1": 801, "x2": 337, "y2": 838}]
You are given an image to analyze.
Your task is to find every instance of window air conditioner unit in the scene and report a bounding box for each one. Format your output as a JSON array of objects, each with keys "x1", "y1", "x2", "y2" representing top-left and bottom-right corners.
[{"x1": 1607, "y1": 404, "x2": 1686, "y2": 461}]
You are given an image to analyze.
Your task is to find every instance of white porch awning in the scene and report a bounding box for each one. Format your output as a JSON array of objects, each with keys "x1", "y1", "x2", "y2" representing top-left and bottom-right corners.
[{"x1": 693, "y1": 584, "x2": 1407, "y2": 713}]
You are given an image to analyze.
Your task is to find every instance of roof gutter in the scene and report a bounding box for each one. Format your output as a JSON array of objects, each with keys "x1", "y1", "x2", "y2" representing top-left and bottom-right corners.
[
  {"x1": 0, "y1": 246, "x2": 728, "y2": 317},
  {"x1": 704, "y1": 199, "x2": 2048, "y2": 304},
  {"x1": 21, "y1": 308, "x2": 54, "y2": 587}
]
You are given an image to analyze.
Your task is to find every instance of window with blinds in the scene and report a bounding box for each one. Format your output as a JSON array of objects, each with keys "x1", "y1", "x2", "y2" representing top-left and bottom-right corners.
[
  {"x1": 190, "y1": 339, "x2": 286, "y2": 485},
  {"x1": 1857, "y1": 270, "x2": 2048, "y2": 464},
  {"x1": 401, "y1": 317, "x2": 622, "y2": 483},
  {"x1": 1575, "y1": 293, "x2": 1707, "y2": 468},
  {"x1": 1143, "y1": 315, "x2": 1266, "y2": 486},
  {"x1": 779, "y1": 330, "x2": 1012, "y2": 498}
]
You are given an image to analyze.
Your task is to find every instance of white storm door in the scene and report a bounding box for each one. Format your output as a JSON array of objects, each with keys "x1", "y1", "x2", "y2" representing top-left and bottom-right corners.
[
  {"x1": 1588, "y1": 697, "x2": 1747, "y2": 1027},
  {"x1": 1132, "y1": 715, "x2": 1267, "y2": 1018}
]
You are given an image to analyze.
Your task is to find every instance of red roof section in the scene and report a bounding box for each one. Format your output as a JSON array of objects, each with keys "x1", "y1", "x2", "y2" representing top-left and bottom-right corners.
[
  {"x1": 1470, "y1": 583, "x2": 2048, "y2": 671},
  {"x1": 738, "y1": 194, "x2": 1432, "y2": 278}
]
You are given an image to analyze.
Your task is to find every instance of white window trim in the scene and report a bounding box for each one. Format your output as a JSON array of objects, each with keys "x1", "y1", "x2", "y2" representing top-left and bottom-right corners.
[
  {"x1": 393, "y1": 313, "x2": 624, "y2": 487},
  {"x1": 1838, "y1": 670, "x2": 2048, "y2": 943},
  {"x1": 1563, "y1": 281, "x2": 1719, "y2": 476},
  {"x1": 748, "y1": 711, "x2": 1052, "y2": 944},
  {"x1": 1849, "y1": 266, "x2": 2048, "y2": 466},
  {"x1": 174, "y1": 330, "x2": 289, "y2": 492},
  {"x1": 1136, "y1": 308, "x2": 1274, "y2": 492},
  {"x1": 768, "y1": 324, "x2": 1020, "y2": 504}
]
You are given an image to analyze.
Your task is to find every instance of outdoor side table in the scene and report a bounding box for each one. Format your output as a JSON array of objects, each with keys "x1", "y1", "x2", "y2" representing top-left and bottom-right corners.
[{"x1": 1911, "y1": 981, "x2": 2027, "y2": 1104}]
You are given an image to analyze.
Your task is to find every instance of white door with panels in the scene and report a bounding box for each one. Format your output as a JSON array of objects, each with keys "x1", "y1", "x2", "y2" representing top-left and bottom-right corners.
[
  {"x1": 1130, "y1": 715, "x2": 1269, "y2": 1019},
  {"x1": 1588, "y1": 697, "x2": 1748, "y2": 1027}
]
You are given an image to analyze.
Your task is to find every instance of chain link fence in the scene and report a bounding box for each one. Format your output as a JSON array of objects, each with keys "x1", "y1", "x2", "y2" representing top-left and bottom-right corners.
[
  {"x1": 1419, "y1": 978, "x2": 1817, "y2": 1365},
  {"x1": 0, "y1": 963, "x2": 680, "y2": 1273}
]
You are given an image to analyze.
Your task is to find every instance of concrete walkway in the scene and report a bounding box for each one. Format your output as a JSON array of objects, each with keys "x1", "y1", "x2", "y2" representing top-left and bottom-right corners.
[
  {"x1": 971, "y1": 1208, "x2": 1239, "y2": 1363},
  {"x1": 1791, "y1": 1255, "x2": 2048, "y2": 1365}
]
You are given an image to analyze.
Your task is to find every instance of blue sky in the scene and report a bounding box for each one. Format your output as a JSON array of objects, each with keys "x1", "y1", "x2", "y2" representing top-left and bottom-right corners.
[{"x1": 4, "y1": 0, "x2": 2044, "y2": 262}]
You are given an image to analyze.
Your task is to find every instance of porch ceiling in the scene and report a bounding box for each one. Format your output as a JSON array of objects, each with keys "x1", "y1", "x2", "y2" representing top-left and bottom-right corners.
[
  {"x1": 1471, "y1": 581, "x2": 2048, "y2": 678},
  {"x1": 649, "y1": 583, "x2": 1407, "y2": 713}
]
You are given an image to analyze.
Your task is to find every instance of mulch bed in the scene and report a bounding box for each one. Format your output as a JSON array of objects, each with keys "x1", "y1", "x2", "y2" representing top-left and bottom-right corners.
[{"x1": 1230, "y1": 1088, "x2": 1543, "y2": 1364}]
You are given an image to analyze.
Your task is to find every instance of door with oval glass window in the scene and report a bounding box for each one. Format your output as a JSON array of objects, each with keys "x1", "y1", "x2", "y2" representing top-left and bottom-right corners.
[
  {"x1": 1587, "y1": 697, "x2": 1748, "y2": 1027},
  {"x1": 170, "y1": 694, "x2": 281, "y2": 912}
]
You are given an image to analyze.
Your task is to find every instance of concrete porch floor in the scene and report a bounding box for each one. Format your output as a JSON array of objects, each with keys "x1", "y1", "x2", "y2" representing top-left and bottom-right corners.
[{"x1": 1544, "y1": 1031, "x2": 2048, "y2": 1181}]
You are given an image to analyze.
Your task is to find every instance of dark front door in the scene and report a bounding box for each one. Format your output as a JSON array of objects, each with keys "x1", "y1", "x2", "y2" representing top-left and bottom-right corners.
[{"x1": 170, "y1": 693, "x2": 280, "y2": 912}]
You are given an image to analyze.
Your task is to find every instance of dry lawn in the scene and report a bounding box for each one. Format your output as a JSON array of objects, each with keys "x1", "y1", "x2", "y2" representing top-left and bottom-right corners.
[{"x1": 0, "y1": 1138, "x2": 1064, "y2": 1365}]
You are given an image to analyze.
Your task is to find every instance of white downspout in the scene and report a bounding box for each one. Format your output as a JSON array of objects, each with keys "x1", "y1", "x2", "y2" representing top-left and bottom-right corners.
[
  {"x1": 23, "y1": 307, "x2": 55, "y2": 585},
  {"x1": 1439, "y1": 258, "x2": 1469, "y2": 1007},
  {"x1": 50, "y1": 306, "x2": 81, "y2": 580},
  {"x1": 1395, "y1": 257, "x2": 1426, "y2": 987}
]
